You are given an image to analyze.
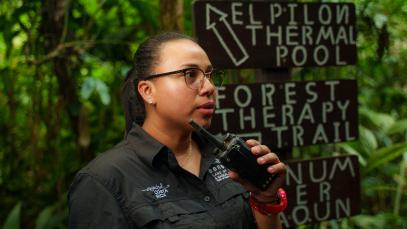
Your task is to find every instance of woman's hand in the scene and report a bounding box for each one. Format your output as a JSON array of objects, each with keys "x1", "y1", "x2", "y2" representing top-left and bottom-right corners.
[{"x1": 228, "y1": 139, "x2": 286, "y2": 203}]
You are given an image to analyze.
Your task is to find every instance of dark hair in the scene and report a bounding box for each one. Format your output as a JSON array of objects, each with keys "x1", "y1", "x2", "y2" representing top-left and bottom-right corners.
[{"x1": 122, "y1": 32, "x2": 194, "y2": 134}]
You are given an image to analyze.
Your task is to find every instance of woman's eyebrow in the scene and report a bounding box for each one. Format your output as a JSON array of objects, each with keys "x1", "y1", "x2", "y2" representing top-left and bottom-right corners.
[
  {"x1": 181, "y1": 63, "x2": 199, "y2": 68},
  {"x1": 181, "y1": 63, "x2": 213, "y2": 70}
]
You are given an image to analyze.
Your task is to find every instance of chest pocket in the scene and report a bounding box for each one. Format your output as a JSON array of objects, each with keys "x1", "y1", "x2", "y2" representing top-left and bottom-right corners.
[{"x1": 128, "y1": 199, "x2": 214, "y2": 229}]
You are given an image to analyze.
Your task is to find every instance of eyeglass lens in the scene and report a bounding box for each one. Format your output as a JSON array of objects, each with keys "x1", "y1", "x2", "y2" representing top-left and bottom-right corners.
[{"x1": 184, "y1": 68, "x2": 223, "y2": 89}]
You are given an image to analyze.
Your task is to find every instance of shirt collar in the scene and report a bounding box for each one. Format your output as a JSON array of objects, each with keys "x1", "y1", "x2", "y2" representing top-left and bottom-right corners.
[
  {"x1": 125, "y1": 122, "x2": 165, "y2": 168},
  {"x1": 125, "y1": 122, "x2": 218, "y2": 169}
]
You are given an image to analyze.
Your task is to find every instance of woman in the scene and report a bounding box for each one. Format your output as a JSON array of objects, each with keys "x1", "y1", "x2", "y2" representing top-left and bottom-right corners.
[{"x1": 68, "y1": 32, "x2": 286, "y2": 229}]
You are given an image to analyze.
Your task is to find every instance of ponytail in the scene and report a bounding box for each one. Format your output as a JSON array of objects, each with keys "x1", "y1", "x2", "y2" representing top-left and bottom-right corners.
[{"x1": 122, "y1": 68, "x2": 145, "y2": 135}]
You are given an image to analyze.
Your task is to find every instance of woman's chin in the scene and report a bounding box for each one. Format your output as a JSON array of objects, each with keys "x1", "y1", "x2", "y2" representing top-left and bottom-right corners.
[
  {"x1": 202, "y1": 119, "x2": 212, "y2": 129},
  {"x1": 191, "y1": 116, "x2": 212, "y2": 129}
]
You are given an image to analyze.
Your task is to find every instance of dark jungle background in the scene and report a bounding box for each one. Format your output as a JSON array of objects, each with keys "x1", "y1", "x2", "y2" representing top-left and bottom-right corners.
[{"x1": 0, "y1": 0, "x2": 406, "y2": 228}]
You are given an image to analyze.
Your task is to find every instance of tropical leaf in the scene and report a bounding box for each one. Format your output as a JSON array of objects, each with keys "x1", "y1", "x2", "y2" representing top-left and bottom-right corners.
[
  {"x1": 80, "y1": 77, "x2": 110, "y2": 105},
  {"x1": 35, "y1": 205, "x2": 53, "y2": 229},
  {"x1": 364, "y1": 142, "x2": 407, "y2": 173},
  {"x1": 359, "y1": 126, "x2": 378, "y2": 153},
  {"x1": 2, "y1": 202, "x2": 21, "y2": 229},
  {"x1": 95, "y1": 79, "x2": 111, "y2": 105},
  {"x1": 338, "y1": 143, "x2": 367, "y2": 166},
  {"x1": 359, "y1": 107, "x2": 395, "y2": 131},
  {"x1": 386, "y1": 119, "x2": 407, "y2": 135},
  {"x1": 80, "y1": 77, "x2": 96, "y2": 100},
  {"x1": 34, "y1": 204, "x2": 66, "y2": 229},
  {"x1": 373, "y1": 13, "x2": 388, "y2": 29}
]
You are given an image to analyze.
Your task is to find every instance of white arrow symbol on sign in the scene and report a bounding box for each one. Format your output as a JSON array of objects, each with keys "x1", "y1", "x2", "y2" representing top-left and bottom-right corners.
[{"x1": 206, "y1": 4, "x2": 249, "y2": 66}]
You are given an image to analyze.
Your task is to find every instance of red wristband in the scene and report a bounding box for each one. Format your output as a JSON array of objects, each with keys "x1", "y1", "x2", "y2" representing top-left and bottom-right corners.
[{"x1": 249, "y1": 188, "x2": 288, "y2": 215}]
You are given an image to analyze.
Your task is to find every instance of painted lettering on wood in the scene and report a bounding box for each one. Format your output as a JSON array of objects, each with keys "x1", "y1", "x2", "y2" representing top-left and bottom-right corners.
[
  {"x1": 281, "y1": 155, "x2": 361, "y2": 226},
  {"x1": 193, "y1": 1, "x2": 357, "y2": 68},
  {"x1": 210, "y1": 80, "x2": 358, "y2": 149}
]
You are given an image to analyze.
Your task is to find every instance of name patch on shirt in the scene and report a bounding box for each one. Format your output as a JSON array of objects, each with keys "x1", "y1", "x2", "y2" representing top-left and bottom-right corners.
[
  {"x1": 141, "y1": 183, "x2": 170, "y2": 199},
  {"x1": 209, "y1": 159, "x2": 229, "y2": 182}
]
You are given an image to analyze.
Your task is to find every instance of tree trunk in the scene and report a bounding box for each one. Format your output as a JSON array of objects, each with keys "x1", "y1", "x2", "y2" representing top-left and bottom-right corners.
[
  {"x1": 159, "y1": 0, "x2": 184, "y2": 31},
  {"x1": 40, "y1": 0, "x2": 92, "y2": 162}
]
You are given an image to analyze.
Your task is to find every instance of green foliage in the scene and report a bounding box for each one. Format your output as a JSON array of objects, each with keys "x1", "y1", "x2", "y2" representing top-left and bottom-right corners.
[
  {"x1": 364, "y1": 143, "x2": 407, "y2": 173},
  {"x1": 0, "y1": 0, "x2": 406, "y2": 228},
  {"x1": 2, "y1": 202, "x2": 21, "y2": 229},
  {"x1": 33, "y1": 198, "x2": 67, "y2": 229},
  {"x1": 80, "y1": 77, "x2": 111, "y2": 105},
  {"x1": 0, "y1": 0, "x2": 160, "y2": 227}
]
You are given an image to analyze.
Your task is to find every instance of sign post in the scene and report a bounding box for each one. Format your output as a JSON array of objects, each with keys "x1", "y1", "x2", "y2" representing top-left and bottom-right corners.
[
  {"x1": 282, "y1": 155, "x2": 360, "y2": 227},
  {"x1": 210, "y1": 80, "x2": 358, "y2": 149},
  {"x1": 192, "y1": 0, "x2": 360, "y2": 227},
  {"x1": 193, "y1": 1, "x2": 357, "y2": 68}
]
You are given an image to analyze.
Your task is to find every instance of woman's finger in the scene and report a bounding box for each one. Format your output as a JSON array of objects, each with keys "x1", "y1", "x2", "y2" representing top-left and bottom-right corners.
[
  {"x1": 245, "y1": 139, "x2": 260, "y2": 147},
  {"x1": 257, "y1": 152, "x2": 280, "y2": 165},
  {"x1": 251, "y1": 144, "x2": 272, "y2": 156},
  {"x1": 266, "y1": 161, "x2": 286, "y2": 174}
]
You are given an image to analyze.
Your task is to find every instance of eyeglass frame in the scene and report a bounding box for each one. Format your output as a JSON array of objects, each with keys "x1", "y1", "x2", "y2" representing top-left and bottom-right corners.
[{"x1": 141, "y1": 67, "x2": 224, "y2": 90}]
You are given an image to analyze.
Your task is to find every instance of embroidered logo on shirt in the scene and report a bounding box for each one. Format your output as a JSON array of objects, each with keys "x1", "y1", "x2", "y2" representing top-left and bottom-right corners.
[
  {"x1": 209, "y1": 159, "x2": 229, "y2": 182},
  {"x1": 141, "y1": 183, "x2": 170, "y2": 199}
]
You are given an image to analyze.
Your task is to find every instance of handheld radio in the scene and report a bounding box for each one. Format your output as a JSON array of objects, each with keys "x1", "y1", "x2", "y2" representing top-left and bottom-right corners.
[{"x1": 189, "y1": 120, "x2": 278, "y2": 191}]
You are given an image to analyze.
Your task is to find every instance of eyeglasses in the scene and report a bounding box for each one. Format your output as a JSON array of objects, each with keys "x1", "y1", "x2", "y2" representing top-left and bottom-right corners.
[{"x1": 143, "y1": 67, "x2": 224, "y2": 90}]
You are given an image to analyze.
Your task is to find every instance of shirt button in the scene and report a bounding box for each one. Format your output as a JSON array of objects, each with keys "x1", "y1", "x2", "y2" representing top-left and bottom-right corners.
[{"x1": 203, "y1": 196, "x2": 211, "y2": 202}]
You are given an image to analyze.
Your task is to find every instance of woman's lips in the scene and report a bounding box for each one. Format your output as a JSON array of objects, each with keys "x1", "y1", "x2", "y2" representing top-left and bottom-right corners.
[{"x1": 197, "y1": 101, "x2": 215, "y2": 115}]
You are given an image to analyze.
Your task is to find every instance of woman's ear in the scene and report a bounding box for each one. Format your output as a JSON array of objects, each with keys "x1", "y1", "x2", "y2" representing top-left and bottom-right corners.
[{"x1": 138, "y1": 80, "x2": 156, "y2": 105}]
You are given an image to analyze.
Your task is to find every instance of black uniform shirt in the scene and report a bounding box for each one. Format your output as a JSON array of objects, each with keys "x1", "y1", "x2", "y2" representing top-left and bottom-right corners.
[{"x1": 68, "y1": 123, "x2": 256, "y2": 229}]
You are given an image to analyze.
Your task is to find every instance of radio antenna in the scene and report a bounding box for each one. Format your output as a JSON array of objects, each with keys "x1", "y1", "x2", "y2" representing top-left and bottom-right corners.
[{"x1": 189, "y1": 119, "x2": 226, "y2": 151}]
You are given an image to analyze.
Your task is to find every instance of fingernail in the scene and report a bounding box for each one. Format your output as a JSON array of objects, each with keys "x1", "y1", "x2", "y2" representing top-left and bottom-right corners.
[
  {"x1": 268, "y1": 166, "x2": 274, "y2": 173},
  {"x1": 258, "y1": 157, "x2": 265, "y2": 164}
]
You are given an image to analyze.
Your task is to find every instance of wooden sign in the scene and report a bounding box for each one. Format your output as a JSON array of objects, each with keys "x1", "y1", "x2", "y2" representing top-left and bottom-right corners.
[
  {"x1": 209, "y1": 80, "x2": 358, "y2": 149},
  {"x1": 193, "y1": 1, "x2": 357, "y2": 68},
  {"x1": 281, "y1": 155, "x2": 361, "y2": 227}
]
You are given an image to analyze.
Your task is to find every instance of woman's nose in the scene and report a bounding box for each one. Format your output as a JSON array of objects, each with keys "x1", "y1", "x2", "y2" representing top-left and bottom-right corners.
[{"x1": 199, "y1": 76, "x2": 216, "y2": 96}]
